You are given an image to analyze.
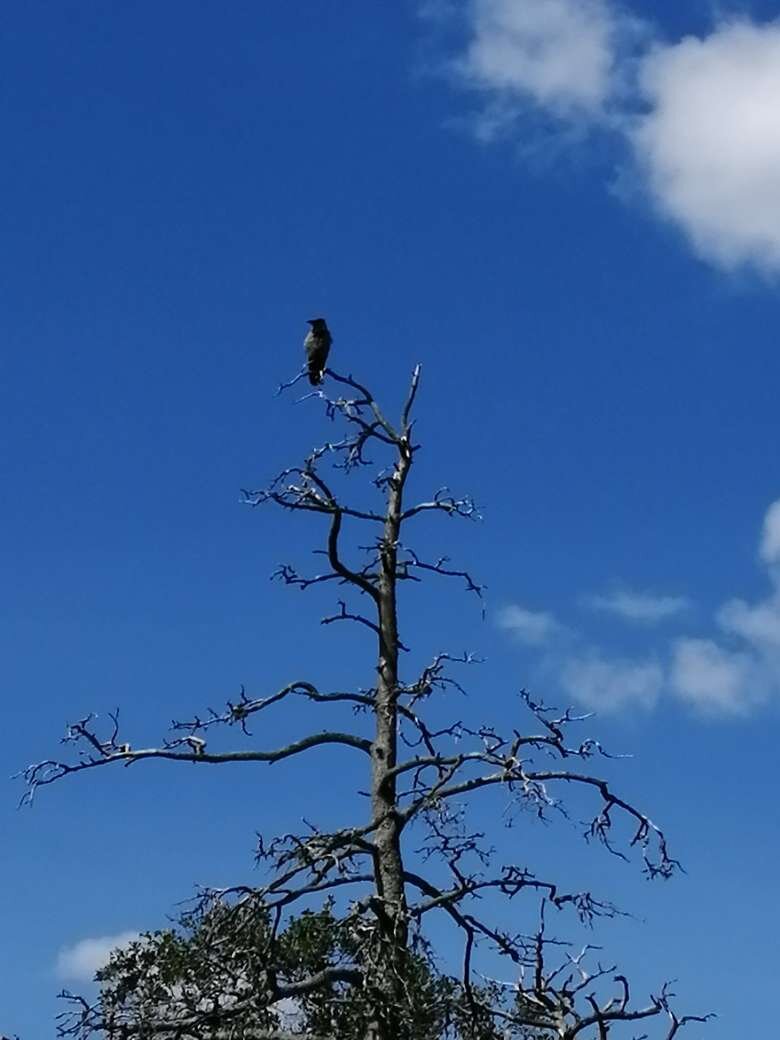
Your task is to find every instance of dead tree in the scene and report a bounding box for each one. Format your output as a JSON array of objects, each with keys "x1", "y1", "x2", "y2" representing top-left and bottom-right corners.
[{"x1": 21, "y1": 366, "x2": 710, "y2": 1040}]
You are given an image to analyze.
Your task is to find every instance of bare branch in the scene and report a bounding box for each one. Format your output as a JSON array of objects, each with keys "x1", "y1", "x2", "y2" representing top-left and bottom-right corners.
[
  {"x1": 397, "y1": 545, "x2": 486, "y2": 600},
  {"x1": 172, "y1": 681, "x2": 374, "y2": 738},
  {"x1": 324, "y1": 369, "x2": 401, "y2": 443},
  {"x1": 401, "y1": 363, "x2": 421, "y2": 431},
  {"x1": 20, "y1": 725, "x2": 371, "y2": 803},
  {"x1": 401, "y1": 486, "x2": 481, "y2": 523},
  {"x1": 322, "y1": 599, "x2": 382, "y2": 636},
  {"x1": 35, "y1": 363, "x2": 705, "y2": 1040}
]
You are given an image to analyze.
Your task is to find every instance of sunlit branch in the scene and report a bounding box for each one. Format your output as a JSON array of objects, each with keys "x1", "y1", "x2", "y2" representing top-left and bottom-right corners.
[
  {"x1": 20, "y1": 724, "x2": 371, "y2": 805},
  {"x1": 172, "y1": 681, "x2": 374, "y2": 738}
]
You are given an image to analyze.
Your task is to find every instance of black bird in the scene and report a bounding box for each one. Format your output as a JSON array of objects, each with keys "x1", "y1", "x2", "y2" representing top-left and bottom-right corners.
[{"x1": 304, "y1": 318, "x2": 332, "y2": 385}]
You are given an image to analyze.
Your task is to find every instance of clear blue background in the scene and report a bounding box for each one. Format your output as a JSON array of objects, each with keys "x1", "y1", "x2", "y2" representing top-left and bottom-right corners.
[{"x1": 2, "y1": 3, "x2": 778, "y2": 1036}]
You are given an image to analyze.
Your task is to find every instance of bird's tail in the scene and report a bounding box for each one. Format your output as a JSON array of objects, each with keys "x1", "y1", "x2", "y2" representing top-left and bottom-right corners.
[{"x1": 308, "y1": 364, "x2": 323, "y2": 386}]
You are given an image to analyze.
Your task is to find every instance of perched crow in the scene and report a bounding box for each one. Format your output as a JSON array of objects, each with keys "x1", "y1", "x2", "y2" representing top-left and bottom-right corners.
[{"x1": 304, "y1": 317, "x2": 332, "y2": 385}]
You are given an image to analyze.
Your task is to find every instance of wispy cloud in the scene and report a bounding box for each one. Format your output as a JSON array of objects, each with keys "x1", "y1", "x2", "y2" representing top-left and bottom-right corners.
[
  {"x1": 457, "y1": 0, "x2": 634, "y2": 122},
  {"x1": 498, "y1": 498, "x2": 780, "y2": 718},
  {"x1": 718, "y1": 595, "x2": 780, "y2": 652},
  {"x1": 760, "y1": 499, "x2": 780, "y2": 566},
  {"x1": 669, "y1": 498, "x2": 780, "y2": 714},
  {"x1": 56, "y1": 932, "x2": 139, "y2": 982},
  {"x1": 669, "y1": 637, "x2": 761, "y2": 716},
  {"x1": 587, "y1": 587, "x2": 690, "y2": 624},
  {"x1": 434, "y1": 2, "x2": 780, "y2": 273},
  {"x1": 497, "y1": 601, "x2": 664, "y2": 713},
  {"x1": 560, "y1": 651, "x2": 663, "y2": 712},
  {"x1": 497, "y1": 603, "x2": 564, "y2": 645}
]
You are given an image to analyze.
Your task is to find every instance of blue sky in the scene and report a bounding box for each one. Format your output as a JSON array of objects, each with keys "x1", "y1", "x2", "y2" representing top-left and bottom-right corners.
[{"x1": 3, "y1": 1, "x2": 780, "y2": 1035}]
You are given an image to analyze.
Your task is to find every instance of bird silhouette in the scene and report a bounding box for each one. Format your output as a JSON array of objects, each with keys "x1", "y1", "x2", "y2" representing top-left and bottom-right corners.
[{"x1": 303, "y1": 317, "x2": 332, "y2": 385}]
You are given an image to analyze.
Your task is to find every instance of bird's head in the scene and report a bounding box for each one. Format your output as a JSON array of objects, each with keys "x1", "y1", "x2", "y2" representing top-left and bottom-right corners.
[{"x1": 307, "y1": 317, "x2": 328, "y2": 329}]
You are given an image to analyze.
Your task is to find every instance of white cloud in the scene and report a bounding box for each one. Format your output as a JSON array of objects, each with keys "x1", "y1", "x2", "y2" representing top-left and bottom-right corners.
[
  {"x1": 587, "y1": 587, "x2": 690, "y2": 623},
  {"x1": 760, "y1": 499, "x2": 780, "y2": 565},
  {"x1": 56, "y1": 931, "x2": 139, "y2": 982},
  {"x1": 669, "y1": 638, "x2": 761, "y2": 715},
  {"x1": 500, "y1": 500, "x2": 780, "y2": 718},
  {"x1": 718, "y1": 594, "x2": 780, "y2": 651},
  {"x1": 497, "y1": 603, "x2": 563, "y2": 645},
  {"x1": 458, "y1": 0, "x2": 636, "y2": 121},
  {"x1": 442, "y1": 5, "x2": 780, "y2": 272},
  {"x1": 668, "y1": 499, "x2": 780, "y2": 713},
  {"x1": 716, "y1": 499, "x2": 780, "y2": 653},
  {"x1": 632, "y1": 20, "x2": 780, "y2": 271},
  {"x1": 559, "y1": 652, "x2": 663, "y2": 712}
]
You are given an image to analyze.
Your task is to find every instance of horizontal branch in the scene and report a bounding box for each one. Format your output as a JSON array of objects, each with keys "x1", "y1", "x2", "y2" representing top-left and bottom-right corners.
[
  {"x1": 321, "y1": 599, "x2": 381, "y2": 636},
  {"x1": 275, "y1": 965, "x2": 363, "y2": 1000},
  {"x1": 395, "y1": 748, "x2": 676, "y2": 877},
  {"x1": 397, "y1": 546, "x2": 486, "y2": 600},
  {"x1": 401, "y1": 486, "x2": 481, "y2": 522},
  {"x1": 173, "y1": 681, "x2": 374, "y2": 737},
  {"x1": 20, "y1": 726, "x2": 371, "y2": 803},
  {"x1": 406, "y1": 865, "x2": 614, "y2": 924}
]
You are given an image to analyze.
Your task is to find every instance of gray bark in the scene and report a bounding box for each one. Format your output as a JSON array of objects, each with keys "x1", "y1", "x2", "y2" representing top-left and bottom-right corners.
[{"x1": 365, "y1": 436, "x2": 412, "y2": 1040}]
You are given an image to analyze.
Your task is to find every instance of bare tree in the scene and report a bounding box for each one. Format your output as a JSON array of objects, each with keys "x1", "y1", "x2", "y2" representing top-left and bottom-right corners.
[{"x1": 21, "y1": 365, "x2": 710, "y2": 1040}]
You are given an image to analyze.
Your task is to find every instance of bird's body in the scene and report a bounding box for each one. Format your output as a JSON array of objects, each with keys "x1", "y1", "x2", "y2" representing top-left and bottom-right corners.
[{"x1": 304, "y1": 318, "x2": 332, "y2": 385}]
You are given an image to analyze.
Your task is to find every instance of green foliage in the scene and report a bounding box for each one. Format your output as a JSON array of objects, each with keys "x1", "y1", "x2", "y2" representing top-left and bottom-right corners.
[
  {"x1": 81, "y1": 899, "x2": 552, "y2": 1040},
  {"x1": 94, "y1": 901, "x2": 279, "y2": 1038}
]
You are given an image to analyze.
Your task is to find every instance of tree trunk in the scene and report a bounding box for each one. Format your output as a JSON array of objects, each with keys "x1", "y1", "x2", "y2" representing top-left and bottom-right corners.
[{"x1": 366, "y1": 437, "x2": 412, "y2": 1040}]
